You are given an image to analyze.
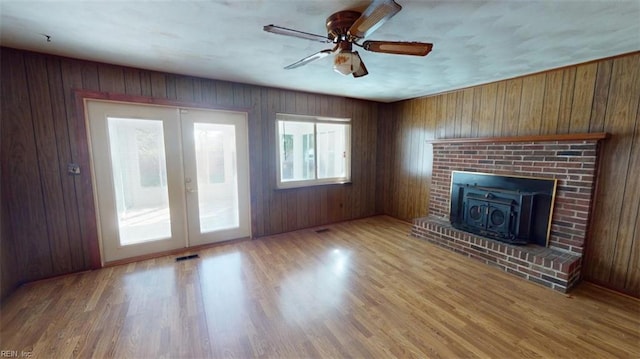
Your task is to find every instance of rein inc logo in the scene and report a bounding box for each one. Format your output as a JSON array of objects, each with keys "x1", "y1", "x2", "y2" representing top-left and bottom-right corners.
[{"x1": 0, "y1": 351, "x2": 32, "y2": 358}]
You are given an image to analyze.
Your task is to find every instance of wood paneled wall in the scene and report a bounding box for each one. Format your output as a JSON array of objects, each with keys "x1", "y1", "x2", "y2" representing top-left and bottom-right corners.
[
  {"x1": 377, "y1": 52, "x2": 640, "y2": 296},
  {"x1": 0, "y1": 183, "x2": 18, "y2": 302},
  {"x1": 2, "y1": 45, "x2": 638, "y2": 300},
  {"x1": 0, "y1": 47, "x2": 380, "y2": 301}
]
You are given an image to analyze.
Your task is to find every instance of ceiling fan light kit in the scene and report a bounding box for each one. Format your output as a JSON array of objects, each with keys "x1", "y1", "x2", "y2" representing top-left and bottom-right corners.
[
  {"x1": 333, "y1": 51, "x2": 365, "y2": 76},
  {"x1": 263, "y1": 0, "x2": 433, "y2": 78}
]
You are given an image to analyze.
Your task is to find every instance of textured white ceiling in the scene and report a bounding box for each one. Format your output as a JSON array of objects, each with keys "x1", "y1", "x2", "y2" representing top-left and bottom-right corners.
[{"x1": 1, "y1": 1, "x2": 639, "y2": 102}]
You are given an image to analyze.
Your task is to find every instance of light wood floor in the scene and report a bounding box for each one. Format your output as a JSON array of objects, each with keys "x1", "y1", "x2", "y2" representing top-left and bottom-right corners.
[{"x1": 1, "y1": 216, "x2": 638, "y2": 358}]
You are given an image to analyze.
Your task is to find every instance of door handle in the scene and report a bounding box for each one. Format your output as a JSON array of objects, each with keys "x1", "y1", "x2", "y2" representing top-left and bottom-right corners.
[{"x1": 186, "y1": 187, "x2": 197, "y2": 193}]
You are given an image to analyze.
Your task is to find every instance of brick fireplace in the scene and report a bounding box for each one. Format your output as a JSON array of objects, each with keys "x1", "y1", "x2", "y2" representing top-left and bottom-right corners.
[{"x1": 411, "y1": 133, "x2": 607, "y2": 292}]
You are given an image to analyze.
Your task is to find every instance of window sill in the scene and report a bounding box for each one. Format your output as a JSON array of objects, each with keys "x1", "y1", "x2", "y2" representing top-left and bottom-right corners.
[{"x1": 275, "y1": 181, "x2": 352, "y2": 191}]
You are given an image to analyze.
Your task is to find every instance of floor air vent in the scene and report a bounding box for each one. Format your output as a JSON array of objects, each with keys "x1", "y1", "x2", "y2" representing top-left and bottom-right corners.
[
  {"x1": 315, "y1": 228, "x2": 330, "y2": 233},
  {"x1": 176, "y1": 254, "x2": 199, "y2": 262}
]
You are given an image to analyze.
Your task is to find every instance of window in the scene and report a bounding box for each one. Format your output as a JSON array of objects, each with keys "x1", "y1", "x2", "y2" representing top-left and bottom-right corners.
[
  {"x1": 276, "y1": 113, "x2": 351, "y2": 189},
  {"x1": 107, "y1": 118, "x2": 168, "y2": 189},
  {"x1": 194, "y1": 128, "x2": 225, "y2": 184}
]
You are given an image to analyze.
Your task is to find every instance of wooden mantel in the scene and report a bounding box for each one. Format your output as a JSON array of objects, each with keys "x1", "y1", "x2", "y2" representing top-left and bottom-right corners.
[{"x1": 426, "y1": 132, "x2": 609, "y2": 144}]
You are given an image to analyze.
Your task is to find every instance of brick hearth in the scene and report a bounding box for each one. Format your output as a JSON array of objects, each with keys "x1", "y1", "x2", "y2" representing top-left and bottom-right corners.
[{"x1": 411, "y1": 134, "x2": 606, "y2": 292}]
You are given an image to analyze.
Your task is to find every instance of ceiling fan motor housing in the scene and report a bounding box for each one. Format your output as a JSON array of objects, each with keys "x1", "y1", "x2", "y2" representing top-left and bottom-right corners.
[{"x1": 326, "y1": 10, "x2": 361, "y2": 41}]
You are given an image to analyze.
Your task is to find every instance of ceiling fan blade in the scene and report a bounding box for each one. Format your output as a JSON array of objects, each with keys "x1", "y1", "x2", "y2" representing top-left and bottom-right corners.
[
  {"x1": 363, "y1": 40, "x2": 433, "y2": 56},
  {"x1": 284, "y1": 49, "x2": 333, "y2": 69},
  {"x1": 352, "y1": 52, "x2": 368, "y2": 78},
  {"x1": 264, "y1": 25, "x2": 332, "y2": 43},
  {"x1": 348, "y1": 0, "x2": 402, "y2": 39}
]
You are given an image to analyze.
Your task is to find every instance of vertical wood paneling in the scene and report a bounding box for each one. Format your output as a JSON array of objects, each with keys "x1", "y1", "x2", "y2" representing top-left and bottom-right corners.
[
  {"x1": 363, "y1": 99, "x2": 374, "y2": 216},
  {"x1": 397, "y1": 102, "x2": 411, "y2": 220},
  {"x1": 350, "y1": 99, "x2": 363, "y2": 219},
  {"x1": 502, "y1": 79, "x2": 522, "y2": 135},
  {"x1": 589, "y1": 60, "x2": 613, "y2": 132},
  {"x1": 443, "y1": 93, "x2": 457, "y2": 138},
  {"x1": 1, "y1": 49, "x2": 53, "y2": 282},
  {"x1": 201, "y1": 79, "x2": 216, "y2": 104},
  {"x1": 517, "y1": 73, "x2": 545, "y2": 135},
  {"x1": 477, "y1": 83, "x2": 497, "y2": 137},
  {"x1": 556, "y1": 68, "x2": 576, "y2": 133},
  {"x1": 415, "y1": 99, "x2": 427, "y2": 214},
  {"x1": 175, "y1": 76, "x2": 194, "y2": 102},
  {"x1": 124, "y1": 68, "x2": 142, "y2": 96},
  {"x1": 282, "y1": 91, "x2": 298, "y2": 229},
  {"x1": 540, "y1": 70, "x2": 563, "y2": 134},
  {"x1": 260, "y1": 88, "x2": 273, "y2": 233},
  {"x1": 367, "y1": 103, "x2": 379, "y2": 216},
  {"x1": 46, "y1": 57, "x2": 85, "y2": 272},
  {"x1": 24, "y1": 53, "x2": 73, "y2": 275},
  {"x1": 1, "y1": 47, "x2": 380, "y2": 301},
  {"x1": 80, "y1": 62, "x2": 100, "y2": 90},
  {"x1": 97, "y1": 64, "x2": 125, "y2": 93},
  {"x1": 140, "y1": 71, "x2": 152, "y2": 97},
  {"x1": 624, "y1": 106, "x2": 640, "y2": 294},
  {"x1": 249, "y1": 87, "x2": 264, "y2": 237},
  {"x1": 231, "y1": 83, "x2": 243, "y2": 107},
  {"x1": 376, "y1": 104, "x2": 393, "y2": 214},
  {"x1": 216, "y1": 81, "x2": 233, "y2": 106},
  {"x1": 165, "y1": 74, "x2": 177, "y2": 99},
  {"x1": 150, "y1": 72, "x2": 167, "y2": 98},
  {"x1": 459, "y1": 88, "x2": 474, "y2": 137},
  {"x1": 398, "y1": 101, "x2": 411, "y2": 218},
  {"x1": 317, "y1": 100, "x2": 330, "y2": 221},
  {"x1": 472, "y1": 88, "x2": 483, "y2": 137},
  {"x1": 585, "y1": 54, "x2": 640, "y2": 289},
  {"x1": 60, "y1": 58, "x2": 94, "y2": 269},
  {"x1": 452, "y1": 90, "x2": 462, "y2": 137},
  {"x1": 379, "y1": 103, "x2": 400, "y2": 218},
  {"x1": 421, "y1": 97, "x2": 437, "y2": 215},
  {"x1": 71, "y1": 62, "x2": 102, "y2": 269},
  {"x1": 266, "y1": 89, "x2": 283, "y2": 234},
  {"x1": 378, "y1": 51, "x2": 640, "y2": 296},
  {"x1": 570, "y1": 63, "x2": 597, "y2": 132},
  {"x1": 406, "y1": 100, "x2": 420, "y2": 217},
  {"x1": 294, "y1": 92, "x2": 311, "y2": 229},
  {"x1": 1, "y1": 192, "x2": 18, "y2": 301},
  {"x1": 493, "y1": 81, "x2": 506, "y2": 137},
  {"x1": 192, "y1": 78, "x2": 203, "y2": 103},
  {"x1": 1, "y1": 51, "x2": 19, "y2": 300},
  {"x1": 331, "y1": 96, "x2": 348, "y2": 221}
]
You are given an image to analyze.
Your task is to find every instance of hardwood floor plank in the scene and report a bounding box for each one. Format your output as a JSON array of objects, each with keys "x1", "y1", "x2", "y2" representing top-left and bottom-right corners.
[{"x1": 1, "y1": 216, "x2": 638, "y2": 358}]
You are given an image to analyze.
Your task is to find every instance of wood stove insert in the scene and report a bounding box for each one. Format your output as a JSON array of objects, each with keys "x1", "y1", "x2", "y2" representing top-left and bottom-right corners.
[{"x1": 450, "y1": 171, "x2": 557, "y2": 246}]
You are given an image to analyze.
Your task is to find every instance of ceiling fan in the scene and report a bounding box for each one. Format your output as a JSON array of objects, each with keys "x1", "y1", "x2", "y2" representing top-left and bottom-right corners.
[{"x1": 263, "y1": 0, "x2": 433, "y2": 78}]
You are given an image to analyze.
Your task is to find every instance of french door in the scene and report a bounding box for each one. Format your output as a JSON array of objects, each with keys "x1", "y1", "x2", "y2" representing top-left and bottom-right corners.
[{"x1": 86, "y1": 100, "x2": 250, "y2": 263}]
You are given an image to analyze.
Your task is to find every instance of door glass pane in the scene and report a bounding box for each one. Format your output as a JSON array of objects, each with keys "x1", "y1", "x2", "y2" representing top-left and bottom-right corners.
[
  {"x1": 278, "y1": 120, "x2": 315, "y2": 181},
  {"x1": 317, "y1": 123, "x2": 348, "y2": 179},
  {"x1": 107, "y1": 117, "x2": 171, "y2": 245},
  {"x1": 194, "y1": 123, "x2": 239, "y2": 233}
]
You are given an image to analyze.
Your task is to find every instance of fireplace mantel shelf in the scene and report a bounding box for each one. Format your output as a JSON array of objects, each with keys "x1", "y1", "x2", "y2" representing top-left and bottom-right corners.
[{"x1": 426, "y1": 132, "x2": 609, "y2": 144}]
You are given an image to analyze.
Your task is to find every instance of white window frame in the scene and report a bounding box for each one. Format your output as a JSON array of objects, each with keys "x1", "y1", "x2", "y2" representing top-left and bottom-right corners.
[{"x1": 276, "y1": 113, "x2": 351, "y2": 189}]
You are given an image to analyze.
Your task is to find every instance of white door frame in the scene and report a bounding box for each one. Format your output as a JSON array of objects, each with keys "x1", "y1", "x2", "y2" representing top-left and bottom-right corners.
[{"x1": 85, "y1": 99, "x2": 251, "y2": 264}]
